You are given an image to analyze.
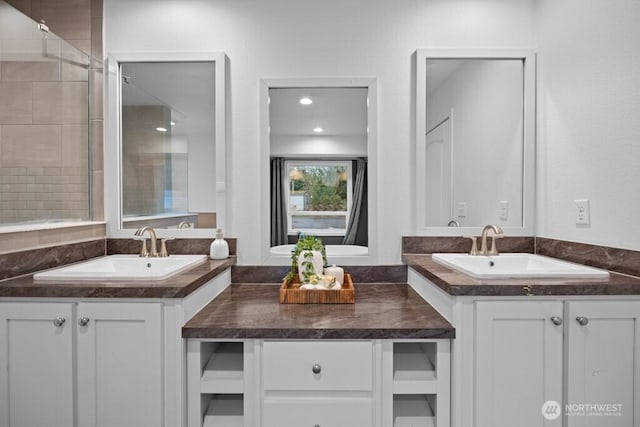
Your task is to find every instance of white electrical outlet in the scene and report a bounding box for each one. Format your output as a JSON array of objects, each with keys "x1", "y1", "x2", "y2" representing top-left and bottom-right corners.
[
  {"x1": 499, "y1": 201, "x2": 509, "y2": 221},
  {"x1": 575, "y1": 199, "x2": 590, "y2": 225},
  {"x1": 456, "y1": 202, "x2": 467, "y2": 218}
]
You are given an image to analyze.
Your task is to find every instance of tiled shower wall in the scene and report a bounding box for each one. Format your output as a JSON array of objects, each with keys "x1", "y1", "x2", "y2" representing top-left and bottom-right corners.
[{"x1": 2, "y1": 0, "x2": 104, "y2": 225}]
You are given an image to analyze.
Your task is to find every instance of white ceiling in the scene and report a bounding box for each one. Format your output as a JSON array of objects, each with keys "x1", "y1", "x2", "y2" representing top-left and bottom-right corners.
[{"x1": 269, "y1": 87, "x2": 368, "y2": 137}]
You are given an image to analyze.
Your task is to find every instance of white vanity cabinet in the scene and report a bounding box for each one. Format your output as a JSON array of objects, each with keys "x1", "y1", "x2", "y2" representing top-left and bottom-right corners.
[
  {"x1": 76, "y1": 302, "x2": 163, "y2": 427},
  {"x1": 564, "y1": 301, "x2": 640, "y2": 427},
  {"x1": 475, "y1": 300, "x2": 564, "y2": 427},
  {"x1": 262, "y1": 340, "x2": 374, "y2": 427},
  {"x1": 0, "y1": 301, "x2": 163, "y2": 427},
  {"x1": 187, "y1": 339, "x2": 452, "y2": 427},
  {"x1": 409, "y1": 269, "x2": 640, "y2": 427},
  {"x1": 475, "y1": 300, "x2": 640, "y2": 427},
  {"x1": 0, "y1": 268, "x2": 232, "y2": 427},
  {"x1": 0, "y1": 302, "x2": 76, "y2": 427}
]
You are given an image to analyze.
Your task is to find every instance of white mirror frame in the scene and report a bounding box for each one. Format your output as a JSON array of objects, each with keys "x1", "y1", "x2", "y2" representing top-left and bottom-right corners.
[
  {"x1": 414, "y1": 48, "x2": 535, "y2": 237},
  {"x1": 259, "y1": 78, "x2": 379, "y2": 265},
  {"x1": 104, "y1": 52, "x2": 229, "y2": 238}
]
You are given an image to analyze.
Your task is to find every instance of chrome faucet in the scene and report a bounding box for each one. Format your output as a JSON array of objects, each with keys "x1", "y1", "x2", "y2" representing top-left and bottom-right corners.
[
  {"x1": 134, "y1": 226, "x2": 159, "y2": 257},
  {"x1": 177, "y1": 221, "x2": 191, "y2": 229},
  {"x1": 479, "y1": 224, "x2": 504, "y2": 256}
]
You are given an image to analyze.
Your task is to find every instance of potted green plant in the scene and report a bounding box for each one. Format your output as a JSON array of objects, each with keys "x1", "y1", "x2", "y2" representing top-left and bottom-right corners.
[{"x1": 285, "y1": 235, "x2": 327, "y2": 284}]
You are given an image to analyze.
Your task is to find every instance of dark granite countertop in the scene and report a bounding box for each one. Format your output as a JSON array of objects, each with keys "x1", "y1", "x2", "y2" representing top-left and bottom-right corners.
[
  {"x1": 403, "y1": 254, "x2": 640, "y2": 296},
  {"x1": 0, "y1": 257, "x2": 236, "y2": 298},
  {"x1": 182, "y1": 283, "x2": 455, "y2": 339}
]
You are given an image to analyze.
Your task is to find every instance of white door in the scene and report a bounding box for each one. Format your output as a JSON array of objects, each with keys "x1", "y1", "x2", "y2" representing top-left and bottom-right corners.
[
  {"x1": 77, "y1": 302, "x2": 163, "y2": 427},
  {"x1": 565, "y1": 301, "x2": 640, "y2": 427},
  {"x1": 476, "y1": 301, "x2": 564, "y2": 427},
  {"x1": 425, "y1": 116, "x2": 452, "y2": 227},
  {"x1": 0, "y1": 302, "x2": 75, "y2": 427}
]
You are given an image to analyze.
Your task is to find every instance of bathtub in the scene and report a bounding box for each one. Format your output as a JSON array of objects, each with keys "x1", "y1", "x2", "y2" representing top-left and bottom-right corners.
[{"x1": 270, "y1": 244, "x2": 368, "y2": 257}]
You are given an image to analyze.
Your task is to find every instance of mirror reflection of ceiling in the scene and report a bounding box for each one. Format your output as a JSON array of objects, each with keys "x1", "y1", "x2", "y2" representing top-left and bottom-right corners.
[
  {"x1": 269, "y1": 87, "x2": 367, "y2": 137},
  {"x1": 121, "y1": 62, "x2": 215, "y2": 140},
  {"x1": 426, "y1": 59, "x2": 466, "y2": 96},
  {"x1": 269, "y1": 87, "x2": 368, "y2": 157}
]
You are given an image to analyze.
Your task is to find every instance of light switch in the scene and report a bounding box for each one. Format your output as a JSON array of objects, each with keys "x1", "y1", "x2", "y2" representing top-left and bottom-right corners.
[{"x1": 456, "y1": 202, "x2": 467, "y2": 218}]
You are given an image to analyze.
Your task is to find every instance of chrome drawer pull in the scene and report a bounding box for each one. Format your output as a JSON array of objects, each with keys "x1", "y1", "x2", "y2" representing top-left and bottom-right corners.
[
  {"x1": 550, "y1": 316, "x2": 563, "y2": 326},
  {"x1": 312, "y1": 364, "x2": 321, "y2": 374},
  {"x1": 53, "y1": 317, "x2": 66, "y2": 327},
  {"x1": 576, "y1": 316, "x2": 589, "y2": 326},
  {"x1": 78, "y1": 317, "x2": 90, "y2": 327}
]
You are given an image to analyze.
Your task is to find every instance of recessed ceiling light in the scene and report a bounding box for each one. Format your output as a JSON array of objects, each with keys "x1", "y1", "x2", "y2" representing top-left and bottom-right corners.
[
  {"x1": 156, "y1": 127, "x2": 168, "y2": 132},
  {"x1": 313, "y1": 127, "x2": 324, "y2": 133},
  {"x1": 170, "y1": 121, "x2": 176, "y2": 126},
  {"x1": 299, "y1": 97, "x2": 313, "y2": 105}
]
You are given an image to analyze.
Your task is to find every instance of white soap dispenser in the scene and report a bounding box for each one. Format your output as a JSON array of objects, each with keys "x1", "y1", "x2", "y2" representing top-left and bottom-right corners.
[{"x1": 209, "y1": 229, "x2": 229, "y2": 260}]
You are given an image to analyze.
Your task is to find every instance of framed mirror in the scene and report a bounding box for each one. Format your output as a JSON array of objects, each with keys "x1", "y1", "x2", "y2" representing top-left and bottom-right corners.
[
  {"x1": 104, "y1": 52, "x2": 228, "y2": 237},
  {"x1": 414, "y1": 49, "x2": 535, "y2": 236},
  {"x1": 260, "y1": 78, "x2": 378, "y2": 265}
]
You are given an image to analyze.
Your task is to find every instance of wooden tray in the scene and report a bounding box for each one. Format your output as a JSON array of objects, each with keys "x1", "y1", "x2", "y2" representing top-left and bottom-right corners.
[{"x1": 279, "y1": 273, "x2": 354, "y2": 304}]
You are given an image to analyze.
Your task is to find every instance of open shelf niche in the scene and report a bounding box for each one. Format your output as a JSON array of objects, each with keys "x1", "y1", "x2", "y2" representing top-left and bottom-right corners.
[
  {"x1": 390, "y1": 341, "x2": 449, "y2": 427},
  {"x1": 202, "y1": 394, "x2": 243, "y2": 427},
  {"x1": 188, "y1": 341, "x2": 246, "y2": 427}
]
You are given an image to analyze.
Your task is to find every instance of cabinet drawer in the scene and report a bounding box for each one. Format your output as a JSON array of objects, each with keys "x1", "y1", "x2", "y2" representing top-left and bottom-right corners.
[
  {"x1": 262, "y1": 341, "x2": 373, "y2": 391},
  {"x1": 263, "y1": 398, "x2": 373, "y2": 427}
]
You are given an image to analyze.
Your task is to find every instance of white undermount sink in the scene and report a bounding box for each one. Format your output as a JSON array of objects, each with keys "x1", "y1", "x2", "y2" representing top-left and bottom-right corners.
[
  {"x1": 431, "y1": 253, "x2": 609, "y2": 280},
  {"x1": 33, "y1": 254, "x2": 208, "y2": 282}
]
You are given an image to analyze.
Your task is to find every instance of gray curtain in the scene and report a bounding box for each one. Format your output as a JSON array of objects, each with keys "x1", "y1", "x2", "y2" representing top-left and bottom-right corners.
[
  {"x1": 343, "y1": 158, "x2": 368, "y2": 246},
  {"x1": 270, "y1": 157, "x2": 288, "y2": 246}
]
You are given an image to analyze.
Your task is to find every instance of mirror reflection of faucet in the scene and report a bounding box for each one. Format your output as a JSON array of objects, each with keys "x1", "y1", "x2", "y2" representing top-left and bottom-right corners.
[
  {"x1": 467, "y1": 224, "x2": 504, "y2": 256},
  {"x1": 448, "y1": 219, "x2": 460, "y2": 227}
]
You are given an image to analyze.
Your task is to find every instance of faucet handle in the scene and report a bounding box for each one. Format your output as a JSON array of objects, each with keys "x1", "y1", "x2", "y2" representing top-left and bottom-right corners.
[
  {"x1": 159, "y1": 238, "x2": 174, "y2": 257},
  {"x1": 488, "y1": 235, "x2": 504, "y2": 256},
  {"x1": 133, "y1": 236, "x2": 149, "y2": 257},
  {"x1": 466, "y1": 236, "x2": 479, "y2": 256}
]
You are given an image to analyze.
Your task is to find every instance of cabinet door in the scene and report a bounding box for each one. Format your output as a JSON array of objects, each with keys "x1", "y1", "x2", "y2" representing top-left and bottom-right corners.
[
  {"x1": 566, "y1": 301, "x2": 640, "y2": 427},
  {"x1": 476, "y1": 301, "x2": 563, "y2": 427},
  {"x1": 77, "y1": 302, "x2": 162, "y2": 427},
  {"x1": 0, "y1": 302, "x2": 75, "y2": 427}
]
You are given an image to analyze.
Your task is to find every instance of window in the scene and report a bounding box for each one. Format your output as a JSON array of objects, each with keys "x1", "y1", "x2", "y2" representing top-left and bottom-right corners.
[{"x1": 285, "y1": 161, "x2": 352, "y2": 236}]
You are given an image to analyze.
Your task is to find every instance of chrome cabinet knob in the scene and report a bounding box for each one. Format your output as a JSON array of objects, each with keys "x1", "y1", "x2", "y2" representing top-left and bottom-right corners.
[
  {"x1": 576, "y1": 316, "x2": 589, "y2": 326},
  {"x1": 53, "y1": 317, "x2": 66, "y2": 327},
  {"x1": 78, "y1": 317, "x2": 90, "y2": 327},
  {"x1": 314, "y1": 425, "x2": 320, "y2": 427},
  {"x1": 550, "y1": 316, "x2": 563, "y2": 326},
  {"x1": 312, "y1": 364, "x2": 321, "y2": 374}
]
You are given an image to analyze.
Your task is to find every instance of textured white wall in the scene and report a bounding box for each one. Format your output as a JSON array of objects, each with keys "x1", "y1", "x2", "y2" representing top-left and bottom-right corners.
[
  {"x1": 536, "y1": 0, "x2": 640, "y2": 251},
  {"x1": 105, "y1": 0, "x2": 536, "y2": 263}
]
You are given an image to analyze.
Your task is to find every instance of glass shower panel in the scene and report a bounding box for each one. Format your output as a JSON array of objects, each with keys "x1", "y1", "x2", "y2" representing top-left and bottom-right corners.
[{"x1": 0, "y1": 0, "x2": 90, "y2": 225}]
